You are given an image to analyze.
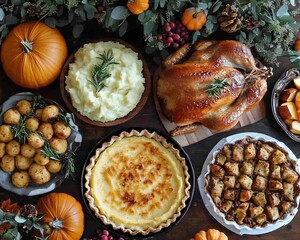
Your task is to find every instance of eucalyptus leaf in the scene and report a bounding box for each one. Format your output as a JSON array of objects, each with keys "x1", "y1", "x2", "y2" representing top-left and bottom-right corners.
[
  {"x1": 0, "y1": 209, "x2": 4, "y2": 219},
  {"x1": 22, "y1": 2, "x2": 31, "y2": 8},
  {"x1": 290, "y1": 0, "x2": 295, "y2": 6},
  {"x1": 5, "y1": 15, "x2": 18, "y2": 25},
  {"x1": 111, "y1": 6, "x2": 128, "y2": 20},
  {"x1": 72, "y1": 23, "x2": 84, "y2": 38},
  {"x1": 0, "y1": 8, "x2": 4, "y2": 21},
  {"x1": 44, "y1": 17, "x2": 56, "y2": 28},
  {"x1": 145, "y1": 46, "x2": 156, "y2": 54},
  {"x1": 161, "y1": 49, "x2": 169, "y2": 59},
  {"x1": 138, "y1": 10, "x2": 153, "y2": 23},
  {"x1": 205, "y1": 20, "x2": 214, "y2": 32},
  {"x1": 154, "y1": 0, "x2": 159, "y2": 10},
  {"x1": 192, "y1": 31, "x2": 200, "y2": 44},
  {"x1": 68, "y1": 11, "x2": 75, "y2": 23},
  {"x1": 276, "y1": 4, "x2": 289, "y2": 17},
  {"x1": 160, "y1": 0, "x2": 166, "y2": 8},
  {"x1": 212, "y1": 1, "x2": 222, "y2": 13},
  {"x1": 207, "y1": 15, "x2": 217, "y2": 23},
  {"x1": 77, "y1": 5, "x2": 86, "y2": 21},
  {"x1": 56, "y1": 19, "x2": 69, "y2": 27},
  {"x1": 14, "y1": 215, "x2": 26, "y2": 224},
  {"x1": 84, "y1": 4, "x2": 97, "y2": 20},
  {"x1": 118, "y1": 20, "x2": 128, "y2": 37},
  {"x1": 20, "y1": 7, "x2": 26, "y2": 19},
  {"x1": 143, "y1": 21, "x2": 155, "y2": 34},
  {"x1": 197, "y1": 3, "x2": 208, "y2": 11},
  {"x1": 279, "y1": 15, "x2": 295, "y2": 24}
]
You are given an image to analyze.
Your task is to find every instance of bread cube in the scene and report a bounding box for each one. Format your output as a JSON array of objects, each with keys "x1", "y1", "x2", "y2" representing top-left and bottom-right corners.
[
  {"x1": 210, "y1": 164, "x2": 225, "y2": 178},
  {"x1": 252, "y1": 192, "x2": 267, "y2": 206},
  {"x1": 223, "y1": 189, "x2": 236, "y2": 201},
  {"x1": 220, "y1": 200, "x2": 233, "y2": 213},
  {"x1": 224, "y1": 161, "x2": 239, "y2": 176},
  {"x1": 282, "y1": 167, "x2": 299, "y2": 183},
  {"x1": 244, "y1": 143, "x2": 256, "y2": 160},
  {"x1": 215, "y1": 153, "x2": 227, "y2": 165},
  {"x1": 254, "y1": 160, "x2": 270, "y2": 177},
  {"x1": 249, "y1": 206, "x2": 264, "y2": 218},
  {"x1": 255, "y1": 213, "x2": 267, "y2": 225},
  {"x1": 222, "y1": 144, "x2": 232, "y2": 160},
  {"x1": 238, "y1": 174, "x2": 253, "y2": 190},
  {"x1": 223, "y1": 175, "x2": 235, "y2": 188},
  {"x1": 240, "y1": 190, "x2": 252, "y2": 202},
  {"x1": 270, "y1": 165, "x2": 281, "y2": 180},
  {"x1": 210, "y1": 177, "x2": 224, "y2": 199},
  {"x1": 283, "y1": 182, "x2": 294, "y2": 201},
  {"x1": 270, "y1": 149, "x2": 287, "y2": 165},
  {"x1": 241, "y1": 161, "x2": 254, "y2": 176},
  {"x1": 232, "y1": 144, "x2": 244, "y2": 161},
  {"x1": 281, "y1": 201, "x2": 292, "y2": 214},
  {"x1": 268, "y1": 180, "x2": 283, "y2": 191},
  {"x1": 234, "y1": 203, "x2": 249, "y2": 224},
  {"x1": 252, "y1": 175, "x2": 267, "y2": 191},
  {"x1": 266, "y1": 206, "x2": 280, "y2": 221},
  {"x1": 257, "y1": 144, "x2": 274, "y2": 161},
  {"x1": 268, "y1": 193, "x2": 280, "y2": 207}
]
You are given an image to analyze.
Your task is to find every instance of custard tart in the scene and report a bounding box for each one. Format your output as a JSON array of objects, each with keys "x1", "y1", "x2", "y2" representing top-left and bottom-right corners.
[{"x1": 84, "y1": 129, "x2": 191, "y2": 235}]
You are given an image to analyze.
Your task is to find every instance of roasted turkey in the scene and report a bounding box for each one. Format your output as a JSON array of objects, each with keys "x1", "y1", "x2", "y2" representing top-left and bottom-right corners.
[{"x1": 157, "y1": 40, "x2": 273, "y2": 136}]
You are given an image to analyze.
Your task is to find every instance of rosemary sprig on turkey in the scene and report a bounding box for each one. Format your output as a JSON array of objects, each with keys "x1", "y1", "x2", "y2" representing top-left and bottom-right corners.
[
  {"x1": 90, "y1": 49, "x2": 119, "y2": 93},
  {"x1": 205, "y1": 78, "x2": 230, "y2": 97}
]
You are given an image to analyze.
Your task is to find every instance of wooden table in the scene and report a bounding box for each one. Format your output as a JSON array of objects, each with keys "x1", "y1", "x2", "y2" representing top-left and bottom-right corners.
[{"x1": 1, "y1": 22, "x2": 300, "y2": 240}]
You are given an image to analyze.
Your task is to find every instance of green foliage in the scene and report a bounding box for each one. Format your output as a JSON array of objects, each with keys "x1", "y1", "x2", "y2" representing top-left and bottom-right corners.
[
  {"x1": 0, "y1": 209, "x2": 46, "y2": 240},
  {"x1": 233, "y1": 0, "x2": 300, "y2": 66}
]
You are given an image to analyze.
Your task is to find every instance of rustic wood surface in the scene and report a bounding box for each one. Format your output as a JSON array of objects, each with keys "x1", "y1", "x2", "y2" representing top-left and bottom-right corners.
[{"x1": 0, "y1": 21, "x2": 300, "y2": 240}]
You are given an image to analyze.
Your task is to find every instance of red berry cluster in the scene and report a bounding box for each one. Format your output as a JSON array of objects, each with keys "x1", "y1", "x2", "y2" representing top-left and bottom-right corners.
[
  {"x1": 84, "y1": 229, "x2": 125, "y2": 240},
  {"x1": 157, "y1": 21, "x2": 189, "y2": 49}
]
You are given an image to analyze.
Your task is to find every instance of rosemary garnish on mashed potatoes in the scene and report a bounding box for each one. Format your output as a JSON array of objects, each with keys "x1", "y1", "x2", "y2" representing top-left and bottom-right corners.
[{"x1": 90, "y1": 49, "x2": 119, "y2": 93}]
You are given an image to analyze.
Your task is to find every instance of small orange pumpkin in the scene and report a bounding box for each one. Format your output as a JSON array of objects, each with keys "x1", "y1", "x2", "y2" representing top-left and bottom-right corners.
[
  {"x1": 182, "y1": 7, "x2": 207, "y2": 31},
  {"x1": 190, "y1": 229, "x2": 228, "y2": 240},
  {"x1": 295, "y1": 39, "x2": 300, "y2": 51},
  {"x1": 127, "y1": 0, "x2": 149, "y2": 15},
  {"x1": 35, "y1": 192, "x2": 84, "y2": 240},
  {"x1": 0, "y1": 21, "x2": 68, "y2": 89}
]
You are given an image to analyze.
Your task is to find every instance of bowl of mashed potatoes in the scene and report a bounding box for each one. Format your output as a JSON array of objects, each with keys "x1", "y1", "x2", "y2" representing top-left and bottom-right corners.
[{"x1": 60, "y1": 39, "x2": 151, "y2": 126}]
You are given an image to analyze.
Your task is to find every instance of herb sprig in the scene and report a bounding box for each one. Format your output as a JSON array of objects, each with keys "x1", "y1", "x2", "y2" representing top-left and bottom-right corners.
[
  {"x1": 205, "y1": 78, "x2": 230, "y2": 97},
  {"x1": 90, "y1": 49, "x2": 119, "y2": 93}
]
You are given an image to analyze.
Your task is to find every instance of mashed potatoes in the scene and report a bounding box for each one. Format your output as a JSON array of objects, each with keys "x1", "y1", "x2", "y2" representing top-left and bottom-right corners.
[{"x1": 65, "y1": 41, "x2": 145, "y2": 122}]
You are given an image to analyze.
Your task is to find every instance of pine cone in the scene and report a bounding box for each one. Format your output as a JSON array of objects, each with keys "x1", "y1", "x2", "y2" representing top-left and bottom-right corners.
[
  {"x1": 218, "y1": 4, "x2": 243, "y2": 33},
  {"x1": 244, "y1": 16, "x2": 260, "y2": 31},
  {"x1": 26, "y1": 4, "x2": 42, "y2": 18},
  {"x1": 20, "y1": 204, "x2": 37, "y2": 218}
]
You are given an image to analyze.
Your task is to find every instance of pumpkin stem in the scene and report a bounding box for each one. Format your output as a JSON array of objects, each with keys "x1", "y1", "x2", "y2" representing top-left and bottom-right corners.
[
  {"x1": 21, "y1": 40, "x2": 33, "y2": 53},
  {"x1": 49, "y1": 218, "x2": 63, "y2": 230}
]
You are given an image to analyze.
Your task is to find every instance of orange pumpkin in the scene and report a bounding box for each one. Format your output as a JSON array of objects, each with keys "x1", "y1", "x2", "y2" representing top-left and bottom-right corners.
[
  {"x1": 127, "y1": 0, "x2": 149, "y2": 15},
  {"x1": 35, "y1": 192, "x2": 84, "y2": 240},
  {"x1": 190, "y1": 229, "x2": 228, "y2": 240},
  {"x1": 0, "y1": 21, "x2": 68, "y2": 89},
  {"x1": 182, "y1": 7, "x2": 207, "y2": 31},
  {"x1": 295, "y1": 39, "x2": 300, "y2": 51}
]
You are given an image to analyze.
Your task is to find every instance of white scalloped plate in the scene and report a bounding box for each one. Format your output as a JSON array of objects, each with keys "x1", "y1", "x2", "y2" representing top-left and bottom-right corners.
[{"x1": 198, "y1": 132, "x2": 300, "y2": 235}]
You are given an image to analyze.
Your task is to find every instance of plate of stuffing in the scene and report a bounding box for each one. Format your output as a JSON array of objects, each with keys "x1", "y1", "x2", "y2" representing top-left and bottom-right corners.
[
  {"x1": 0, "y1": 92, "x2": 82, "y2": 196},
  {"x1": 60, "y1": 39, "x2": 151, "y2": 126},
  {"x1": 82, "y1": 128, "x2": 195, "y2": 238},
  {"x1": 198, "y1": 132, "x2": 300, "y2": 235}
]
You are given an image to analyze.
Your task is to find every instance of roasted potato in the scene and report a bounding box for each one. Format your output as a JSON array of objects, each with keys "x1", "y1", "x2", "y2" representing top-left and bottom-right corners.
[
  {"x1": 3, "y1": 108, "x2": 21, "y2": 125},
  {"x1": 25, "y1": 117, "x2": 39, "y2": 131},
  {"x1": 15, "y1": 155, "x2": 33, "y2": 170},
  {"x1": 46, "y1": 159, "x2": 62, "y2": 174},
  {"x1": 0, "y1": 154, "x2": 15, "y2": 172},
  {"x1": 27, "y1": 132, "x2": 45, "y2": 149},
  {"x1": 280, "y1": 88, "x2": 298, "y2": 102},
  {"x1": 16, "y1": 100, "x2": 32, "y2": 115},
  {"x1": 5, "y1": 140, "x2": 21, "y2": 157},
  {"x1": 41, "y1": 105, "x2": 60, "y2": 122},
  {"x1": 35, "y1": 109, "x2": 43, "y2": 120},
  {"x1": 21, "y1": 144, "x2": 36, "y2": 158},
  {"x1": 28, "y1": 163, "x2": 51, "y2": 184},
  {"x1": 34, "y1": 149, "x2": 50, "y2": 166},
  {"x1": 49, "y1": 138, "x2": 67, "y2": 154},
  {"x1": 0, "y1": 125, "x2": 14, "y2": 143},
  {"x1": 11, "y1": 171, "x2": 30, "y2": 188},
  {"x1": 53, "y1": 121, "x2": 71, "y2": 139},
  {"x1": 38, "y1": 123, "x2": 54, "y2": 140},
  {"x1": 0, "y1": 143, "x2": 6, "y2": 158}
]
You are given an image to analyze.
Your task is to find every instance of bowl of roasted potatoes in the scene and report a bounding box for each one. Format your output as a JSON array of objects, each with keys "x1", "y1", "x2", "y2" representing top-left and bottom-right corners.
[{"x1": 0, "y1": 92, "x2": 82, "y2": 196}]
